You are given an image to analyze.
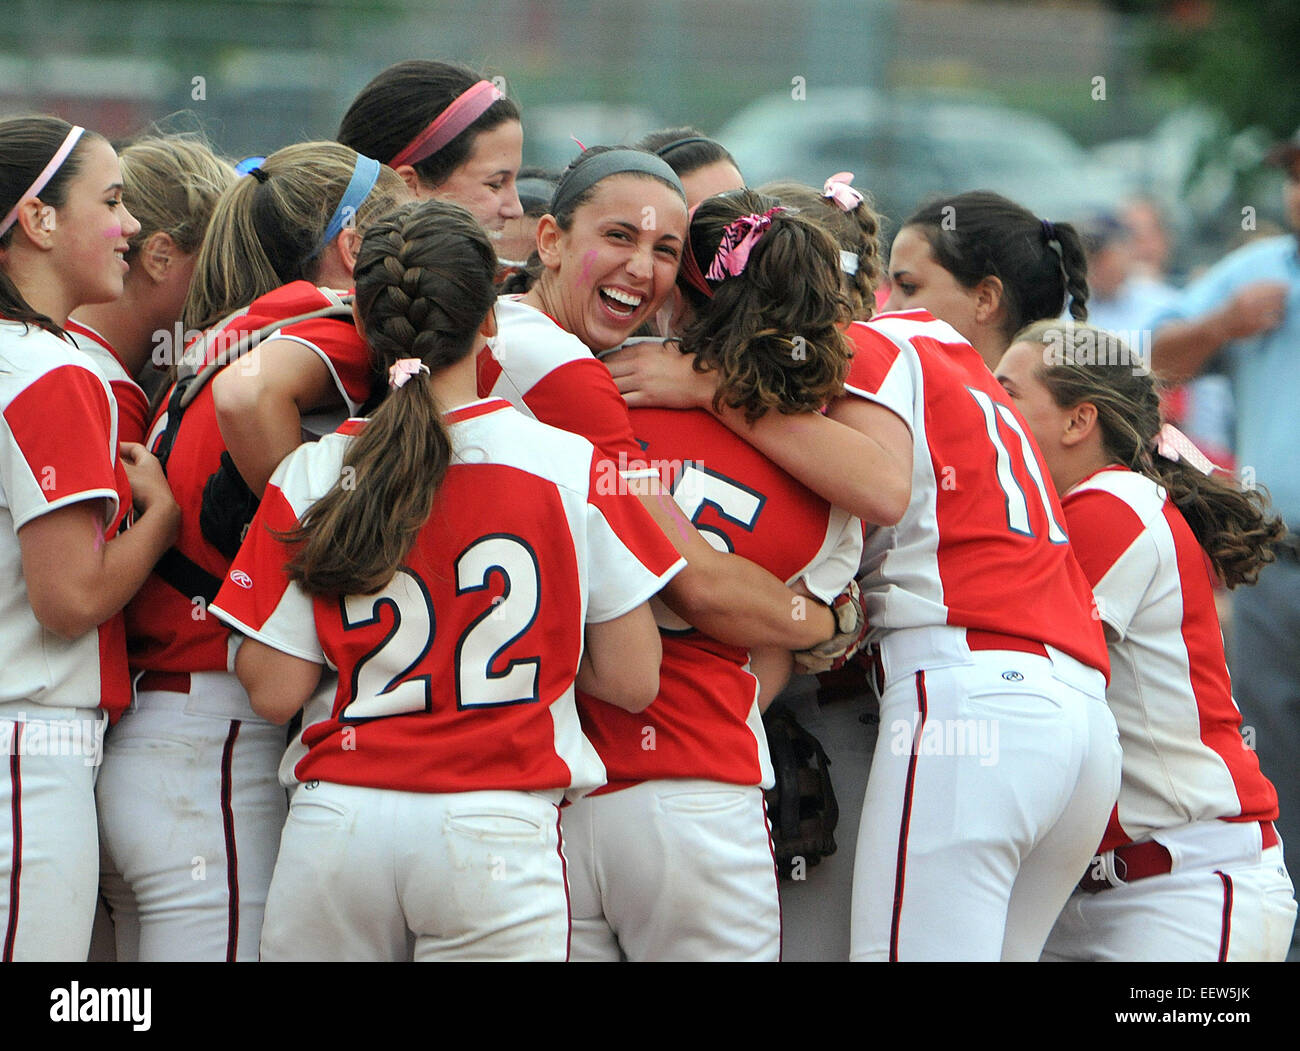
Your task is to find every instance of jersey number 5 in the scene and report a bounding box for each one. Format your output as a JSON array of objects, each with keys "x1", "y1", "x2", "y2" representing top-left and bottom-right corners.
[{"x1": 337, "y1": 535, "x2": 542, "y2": 721}]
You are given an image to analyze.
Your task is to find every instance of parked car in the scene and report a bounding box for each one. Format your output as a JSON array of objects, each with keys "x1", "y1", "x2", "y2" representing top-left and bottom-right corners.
[{"x1": 716, "y1": 88, "x2": 1131, "y2": 232}]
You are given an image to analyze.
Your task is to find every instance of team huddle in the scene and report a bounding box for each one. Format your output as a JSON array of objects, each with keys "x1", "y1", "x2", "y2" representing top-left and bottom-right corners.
[{"x1": 0, "y1": 58, "x2": 1295, "y2": 963}]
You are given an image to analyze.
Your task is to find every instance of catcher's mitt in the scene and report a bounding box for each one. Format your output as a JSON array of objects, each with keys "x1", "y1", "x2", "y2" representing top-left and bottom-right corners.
[{"x1": 763, "y1": 704, "x2": 838, "y2": 879}]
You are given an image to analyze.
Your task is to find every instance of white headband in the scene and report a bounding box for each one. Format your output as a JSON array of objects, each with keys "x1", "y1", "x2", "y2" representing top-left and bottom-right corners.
[{"x1": 0, "y1": 126, "x2": 85, "y2": 238}]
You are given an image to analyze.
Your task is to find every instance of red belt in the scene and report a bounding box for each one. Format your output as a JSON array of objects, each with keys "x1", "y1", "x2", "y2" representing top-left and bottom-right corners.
[
  {"x1": 1079, "y1": 821, "x2": 1279, "y2": 893},
  {"x1": 965, "y1": 629, "x2": 1049, "y2": 658},
  {"x1": 136, "y1": 671, "x2": 192, "y2": 694}
]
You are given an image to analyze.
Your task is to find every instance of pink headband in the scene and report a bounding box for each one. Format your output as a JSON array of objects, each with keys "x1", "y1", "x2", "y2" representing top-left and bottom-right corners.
[
  {"x1": 389, "y1": 81, "x2": 504, "y2": 169},
  {"x1": 705, "y1": 207, "x2": 784, "y2": 282},
  {"x1": 822, "y1": 171, "x2": 864, "y2": 211},
  {"x1": 0, "y1": 125, "x2": 85, "y2": 238}
]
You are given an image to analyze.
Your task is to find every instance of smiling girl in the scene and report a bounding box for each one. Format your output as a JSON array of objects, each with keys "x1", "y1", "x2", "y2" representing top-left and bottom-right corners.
[{"x1": 0, "y1": 116, "x2": 179, "y2": 960}]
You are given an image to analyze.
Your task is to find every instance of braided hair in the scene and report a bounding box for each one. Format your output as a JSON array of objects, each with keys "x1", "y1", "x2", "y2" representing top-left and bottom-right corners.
[
  {"x1": 281, "y1": 199, "x2": 498, "y2": 596},
  {"x1": 759, "y1": 179, "x2": 883, "y2": 321},
  {"x1": 903, "y1": 191, "x2": 1088, "y2": 343},
  {"x1": 1015, "y1": 320, "x2": 1285, "y2": 587}
]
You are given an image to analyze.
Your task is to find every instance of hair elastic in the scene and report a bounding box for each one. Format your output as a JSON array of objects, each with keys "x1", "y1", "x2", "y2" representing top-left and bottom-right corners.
[
  {"x1": 1153, "y1": 422, "x2": 1222, "y2": 476},
  {"x1": 235, "y1": 155, "x2": 267, "y2": 176},
  {"x1": 705, "y1": 207, "x2": 784, "y2": 282},
  {"x1": 823, "y1": 171, "x2": 864, "y2": 212},
  {"x1": 0, "y1": 125, "x2": 85, "y2": 238},
  {"x1": 839, "y1": 250, "x2": 860, "y2": 276},
  {"x1": 318, "y1": 154, "x2": 381, "y2": 253},
  {"x1": 388, "y1": 358, "x2": 430, "y2": 389},
  {"x1": 390, "y1": 81, "x2": 504, "y2": 169},
  {"x1": 549, "y1": 149, "x2": 684, "y2": 217}
]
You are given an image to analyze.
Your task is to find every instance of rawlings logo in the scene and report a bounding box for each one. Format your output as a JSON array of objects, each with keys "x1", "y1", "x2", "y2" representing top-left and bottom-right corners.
[{"x1": 230, "y1": 569, "x2": 253, "y2": 589}]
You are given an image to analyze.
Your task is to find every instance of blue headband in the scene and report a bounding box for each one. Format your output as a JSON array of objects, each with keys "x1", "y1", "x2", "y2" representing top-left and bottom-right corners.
[{"x1": 321, "y1": 154, "x2": 381, "y2": 250}]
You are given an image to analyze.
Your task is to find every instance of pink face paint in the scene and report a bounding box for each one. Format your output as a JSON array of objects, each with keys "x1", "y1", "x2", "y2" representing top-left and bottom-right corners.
[
  {"x1": 92, "y1": 518, "x2": 106, "y2": 553},
  {"x1": 103, "y1": 225, "x2": 122, "y2": 239},
  {"x1": 580, "y1": 249, "x2": 597, "y2": 285}
]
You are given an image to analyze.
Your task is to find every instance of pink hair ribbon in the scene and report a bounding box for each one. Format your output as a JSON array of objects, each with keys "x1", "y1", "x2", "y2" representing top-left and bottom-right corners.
[
  {"x1": 1154, "y1": 423, "x2": 1222, "y2": 476},
  {"x1": 388, "y1": 358, "x2": 430, "y2": 389},
  {"x1": 0, "y1": 125, "x2": 85, "y2": 237},
  {"x1": 705, "y1": 207, "x2": 784, "y2": 282},
  {"x1": 389, "y1": 81, "x2": 504, "y2": 169},
  {"x1": 822, "y1": 171, "x2": 864, "y2": 212}
]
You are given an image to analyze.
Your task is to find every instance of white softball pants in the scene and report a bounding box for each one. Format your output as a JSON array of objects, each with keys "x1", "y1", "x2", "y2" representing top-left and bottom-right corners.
[{"x1": 850, "y1": 629, "x2": 1122, "y2": 961}]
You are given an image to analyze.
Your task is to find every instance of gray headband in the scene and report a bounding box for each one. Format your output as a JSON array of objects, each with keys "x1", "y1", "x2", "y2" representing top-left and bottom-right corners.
[{"x1": 550, "y1": 150, "x2": 685, "y2": 216}]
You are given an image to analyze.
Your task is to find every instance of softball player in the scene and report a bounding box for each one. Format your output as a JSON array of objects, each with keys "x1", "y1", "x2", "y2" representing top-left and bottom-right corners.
[
  {"x1": 880, "y1": 189, "x2": 1090, "y2": 370},
  {"x1": 564, "y1": 190, "x2": 862, "y2": 961},
  {"x1": 212, "y1": 199, "x2": 681, "y2": 961},
  {"x1": 997, "y1": 322, "x2": 1298, "y2": 961},
  {"x1": 487, "y1": 147, "x2": 851, "y2": 656},
  {"x1": 97, "y1": 143, "x2": 407, "y2": 962},
  {"x1": 602, "y1": 178, "x2": 1116, "y2": 960},
  {"x1": 0, "y1": 117, "x2": 179, "y2": 960},
  {"x1": 337, "y1": 59, "x2": 523, "y2": 233},
  {"x1": 67, "y1": 134, "x2": 235, "y2": 441}
]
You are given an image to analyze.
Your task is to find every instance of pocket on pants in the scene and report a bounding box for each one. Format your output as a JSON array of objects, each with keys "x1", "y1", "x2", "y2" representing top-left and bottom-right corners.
[
  {"x1": 444, "y1": 810, "x2": 546, "y2": 842},
  {"x1": 658, "y1": 788, "x2": 749, "y2": 816}
]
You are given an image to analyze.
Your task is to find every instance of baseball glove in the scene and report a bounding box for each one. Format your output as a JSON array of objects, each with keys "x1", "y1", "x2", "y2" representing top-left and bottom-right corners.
[{"x1": 763, "y1": 704, "x2": 838, "y2": 879}]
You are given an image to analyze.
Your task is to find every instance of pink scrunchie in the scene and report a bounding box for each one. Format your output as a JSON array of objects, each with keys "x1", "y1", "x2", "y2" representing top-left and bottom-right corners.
[
  {"x1": 705, "y1": 207, "x2": 785, "y2": 282},
  {"x1": 388, "y1": 358, "x2": 430, "y2": 389}
]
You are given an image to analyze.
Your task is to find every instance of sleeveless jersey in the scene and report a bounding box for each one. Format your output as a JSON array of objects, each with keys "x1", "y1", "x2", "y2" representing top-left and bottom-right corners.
[{"x1": 128, "y1": 283, "x2": 373, "y2": 674}]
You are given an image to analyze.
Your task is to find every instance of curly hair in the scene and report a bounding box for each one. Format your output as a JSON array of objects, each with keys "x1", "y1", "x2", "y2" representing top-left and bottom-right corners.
[{"x1": 678, "y1": 188, "x2": 852, "y2": 422}]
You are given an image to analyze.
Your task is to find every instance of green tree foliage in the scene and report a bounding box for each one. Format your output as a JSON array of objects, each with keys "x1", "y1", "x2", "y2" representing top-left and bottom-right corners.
[{"x1": 1126, "y1": 0, "x2": 1300, "y2": 140}]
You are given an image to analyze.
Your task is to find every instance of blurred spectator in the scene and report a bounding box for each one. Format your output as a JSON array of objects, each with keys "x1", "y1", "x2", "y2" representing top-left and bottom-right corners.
[
  {"x1": 1152, "y1": 125, "x2": 1300, "y2": 960},
  {"x1": 1121, "y1": 196, "x2": 1176, "y2": 283}
]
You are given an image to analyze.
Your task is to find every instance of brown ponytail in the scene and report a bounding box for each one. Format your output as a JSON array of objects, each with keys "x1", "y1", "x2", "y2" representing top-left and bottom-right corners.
[
  {"x1": 679, "y1": 188, "x2": 852, "y2": 422},
  {"x1": 182, "y1": 142, "x2": 406, "y2": 333},
  {"x1": 1015, "y1": 320, "x2": 1285, "y2": 587},
  {"x1": 280, "y1": 199, "x2": 498, "y2": 596}
]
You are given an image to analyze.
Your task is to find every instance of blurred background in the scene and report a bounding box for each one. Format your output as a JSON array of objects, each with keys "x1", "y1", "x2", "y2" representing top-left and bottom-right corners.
[{"x1": 2, "y1": 0, "x2": 1297, "y2": 273}]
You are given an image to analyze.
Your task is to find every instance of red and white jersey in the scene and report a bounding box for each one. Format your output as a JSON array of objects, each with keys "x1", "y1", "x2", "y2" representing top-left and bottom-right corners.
[
  {"x1": 843, "y1": 310, "x2": 1108, "y2": 675},
  {"x1": 212, "y1": 398, "x2": 685, "y2": 797},
  {"x1": 1063, "y1": 466, "x2": 1278, "y2": 852},
  {"x1": 477, "y1": 296, "x2": 645, "y2": 466},
  {"x1": 0, "y1": 321, "x2": 133, "y2": 719},
  {"x1": 579, "y1": 407, "x2": 862, "y2": 791},
  {"x1": 129, "y1": 283, "x2": 374, "y2": 675},
  {"x1": 65, "y1": 318, "x2": 149, "y2": 447}
]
